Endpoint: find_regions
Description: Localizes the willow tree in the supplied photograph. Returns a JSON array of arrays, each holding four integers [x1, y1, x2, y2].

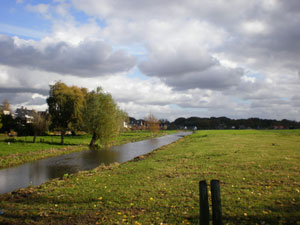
[[84, 87, 127, 147], [47, 82, 86, 144], [0, 111, 2, 129], [32, 112, 50, 143]]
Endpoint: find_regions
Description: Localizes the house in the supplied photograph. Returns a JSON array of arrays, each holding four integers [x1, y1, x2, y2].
[[159, 120, 169, 130], [136, 119, 146, 128], [128, 117, 147, 130], [14, 106, 35, 123], [274, 125, 285, 129]]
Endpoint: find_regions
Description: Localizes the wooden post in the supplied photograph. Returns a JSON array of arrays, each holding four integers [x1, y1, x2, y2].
[[199, 180, 209, 225], [210, 180, 222, 225]]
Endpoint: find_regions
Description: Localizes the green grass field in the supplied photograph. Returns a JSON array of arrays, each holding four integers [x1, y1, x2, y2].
[[0, 130, 300, 224], [0, 130, 175, 169]]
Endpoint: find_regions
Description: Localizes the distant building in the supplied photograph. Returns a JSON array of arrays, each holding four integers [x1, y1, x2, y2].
[[128, 117, 147, 130], [274, 125, 285, 129], [14, 106, 35, 123], [159, 120, 169, 130]]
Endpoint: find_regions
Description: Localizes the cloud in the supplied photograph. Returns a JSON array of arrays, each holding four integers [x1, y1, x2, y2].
[[26, 4, 50, 15], [0, 35, 136, 77], [70, 0, 300, 78], [2, 0, 300, 121], [26, 96, 47, 106], [139, 45, 244, 90], [0, 87, 48, 95], [139, 47, 217, 77], [241, 20, 268, 35]]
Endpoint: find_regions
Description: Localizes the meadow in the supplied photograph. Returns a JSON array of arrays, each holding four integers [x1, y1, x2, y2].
[[0, 130, 300, 224], [0, 130, 175, 169]]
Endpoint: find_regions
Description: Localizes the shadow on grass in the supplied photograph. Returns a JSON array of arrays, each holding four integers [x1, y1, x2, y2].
[[2, 190, 300, 225], [184, 203, 300, 225], [0, 210, 104, 225], [1, 139, 78, 146]]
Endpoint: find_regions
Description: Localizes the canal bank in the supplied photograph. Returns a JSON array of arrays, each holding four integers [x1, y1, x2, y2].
[[0, 130, 176, 169], [0, 132, 191, 194]]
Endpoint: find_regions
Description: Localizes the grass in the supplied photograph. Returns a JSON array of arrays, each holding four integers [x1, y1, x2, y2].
[[0, 130, 175, 169], [0, 130, 300, 224]]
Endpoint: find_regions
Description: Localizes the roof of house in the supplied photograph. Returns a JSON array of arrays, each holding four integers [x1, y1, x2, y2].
[[15, 107, 36, 119]]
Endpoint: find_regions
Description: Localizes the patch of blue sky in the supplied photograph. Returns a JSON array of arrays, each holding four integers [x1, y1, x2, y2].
[[0, 1, 51, 39], [247, 73, 264, 80], [69, 6, 107, 28], [233, 97, 251, 105], [280, 97, 289, 101], [94, 17, 107, 28], [112, 44, 147, 59], [127, 67, 149, 80], [0, 23, 48, 40], [169, 104, 182, 110]]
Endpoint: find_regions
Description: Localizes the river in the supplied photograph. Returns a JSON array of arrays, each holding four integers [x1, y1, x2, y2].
[[0, 132, 191, 194]]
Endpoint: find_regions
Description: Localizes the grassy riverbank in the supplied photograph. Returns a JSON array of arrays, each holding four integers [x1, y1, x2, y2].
[[0, 130, 175, 169], [1, 130, 300, 224]]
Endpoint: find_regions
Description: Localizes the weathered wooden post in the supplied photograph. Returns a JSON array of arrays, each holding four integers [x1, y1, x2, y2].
[[210, 180, 222, 225], [199, 180, 209, 225]]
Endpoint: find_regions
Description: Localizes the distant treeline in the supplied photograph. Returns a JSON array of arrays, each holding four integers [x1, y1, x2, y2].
[[167, 117, 300, 130]]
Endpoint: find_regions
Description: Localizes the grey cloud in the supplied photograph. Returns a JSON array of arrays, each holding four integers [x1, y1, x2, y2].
[[0, 87, 49, 95], [72, 0, 184, 20], [0, 87, 48, 107], [291, 95, 300, 107], [73, 0, 258, 25], [165, 66, 243, 91], [219, 1, 300, 75], [139, 49, 217, 77], [139, 46, 243, 90], [0, 35, 136, 77], [278, 0, 300, 14], [0, 93, 34, 105], [250, 99, 290, 108]]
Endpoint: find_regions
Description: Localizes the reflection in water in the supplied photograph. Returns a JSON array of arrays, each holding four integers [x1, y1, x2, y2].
[[0, 132, 191, 194]]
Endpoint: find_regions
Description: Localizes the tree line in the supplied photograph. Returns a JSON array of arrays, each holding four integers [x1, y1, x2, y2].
[[168, 116, 300, 130]]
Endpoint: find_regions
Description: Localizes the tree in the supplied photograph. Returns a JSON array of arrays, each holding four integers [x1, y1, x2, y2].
[[68, 86, 88, 135], [47, 82, 86, 144], [145, 113, 160, 134], [32, 112, 50, 143], [0, 111, 2, 129], [0, 114, 15, 133], [84, 87, 127, 147], [2, 99, 12, 113]]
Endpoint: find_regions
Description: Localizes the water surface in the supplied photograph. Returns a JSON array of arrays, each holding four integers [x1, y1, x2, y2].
[[0, 132, 191, 194]]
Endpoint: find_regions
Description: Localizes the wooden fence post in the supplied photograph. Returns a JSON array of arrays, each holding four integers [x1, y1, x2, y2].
[[199, 180, 209, 225], [210, 180, 222, 225]]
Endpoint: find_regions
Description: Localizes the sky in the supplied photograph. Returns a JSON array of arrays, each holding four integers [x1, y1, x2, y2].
[[0, 0, 300, 121]]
